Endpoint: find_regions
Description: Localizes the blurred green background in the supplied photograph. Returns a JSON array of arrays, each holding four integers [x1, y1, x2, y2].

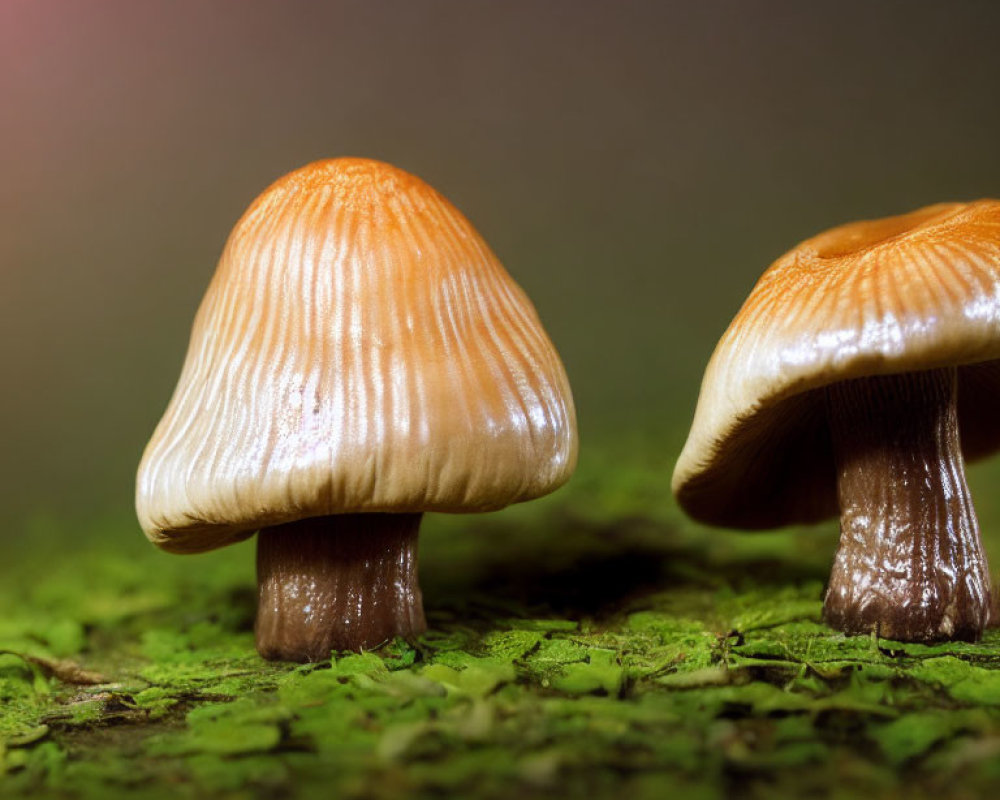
[[4, 0, 1000, 537]]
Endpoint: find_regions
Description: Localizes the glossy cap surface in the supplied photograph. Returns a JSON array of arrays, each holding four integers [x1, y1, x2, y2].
[[673, 200, 1000, 528], [137, 159, 577, 552]]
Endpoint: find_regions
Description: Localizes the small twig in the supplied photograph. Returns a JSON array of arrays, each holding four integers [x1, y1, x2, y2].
[[0, 650, 109, 685]]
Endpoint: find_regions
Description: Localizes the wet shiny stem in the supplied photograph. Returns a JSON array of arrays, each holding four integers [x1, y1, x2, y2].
[[824, 367, 992, 642], [255, 513, 425, 661]]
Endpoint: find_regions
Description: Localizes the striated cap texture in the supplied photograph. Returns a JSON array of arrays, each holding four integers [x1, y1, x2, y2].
[[673, 200, 1000, 529], [137, 158, 577, 553]]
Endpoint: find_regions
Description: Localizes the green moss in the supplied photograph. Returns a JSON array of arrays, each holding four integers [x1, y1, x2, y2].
[[3, 447, 1000, 797]]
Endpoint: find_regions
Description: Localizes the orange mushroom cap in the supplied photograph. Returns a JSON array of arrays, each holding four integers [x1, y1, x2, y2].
[[137, 158, 578, 553], [673, 200, 1000, 528]]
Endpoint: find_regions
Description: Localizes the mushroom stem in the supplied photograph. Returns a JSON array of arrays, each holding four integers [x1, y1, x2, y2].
[[824, 367, 992, 641], [255, 513, 426, 661]]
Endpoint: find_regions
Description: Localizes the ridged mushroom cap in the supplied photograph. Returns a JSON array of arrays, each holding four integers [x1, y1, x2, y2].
[[137, 158, 577, 553], [673, 200, 1000, 529]]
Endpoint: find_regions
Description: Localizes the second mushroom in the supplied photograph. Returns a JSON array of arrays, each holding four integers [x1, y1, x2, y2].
[[674, 201, 1000, 642], [137, 158, 578, 662]]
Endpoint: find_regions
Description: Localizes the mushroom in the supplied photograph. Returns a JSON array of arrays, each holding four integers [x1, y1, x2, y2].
[[136, 158, 578, 662], [673, 200, 1000, 642]]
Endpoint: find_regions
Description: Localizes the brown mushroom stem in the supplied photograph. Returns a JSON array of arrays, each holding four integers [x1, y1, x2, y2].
[[255, 513, 426, 661], [823, 367, 992, 642]]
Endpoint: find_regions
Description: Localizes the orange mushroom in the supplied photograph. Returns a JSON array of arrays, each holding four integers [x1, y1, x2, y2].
[[137, 158, 577, 661], [674, 201, 1000, 642]]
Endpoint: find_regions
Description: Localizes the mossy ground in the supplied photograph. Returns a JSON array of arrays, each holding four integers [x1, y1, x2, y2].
[[3, 442, 1000, 799]]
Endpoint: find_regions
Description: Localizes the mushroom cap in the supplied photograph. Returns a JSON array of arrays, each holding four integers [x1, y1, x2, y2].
[[137, 158, 577, 553], [673, 200, 1000, 529]]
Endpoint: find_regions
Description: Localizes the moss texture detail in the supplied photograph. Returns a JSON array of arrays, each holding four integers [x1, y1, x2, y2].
[[3, 446, 1000, 798]]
